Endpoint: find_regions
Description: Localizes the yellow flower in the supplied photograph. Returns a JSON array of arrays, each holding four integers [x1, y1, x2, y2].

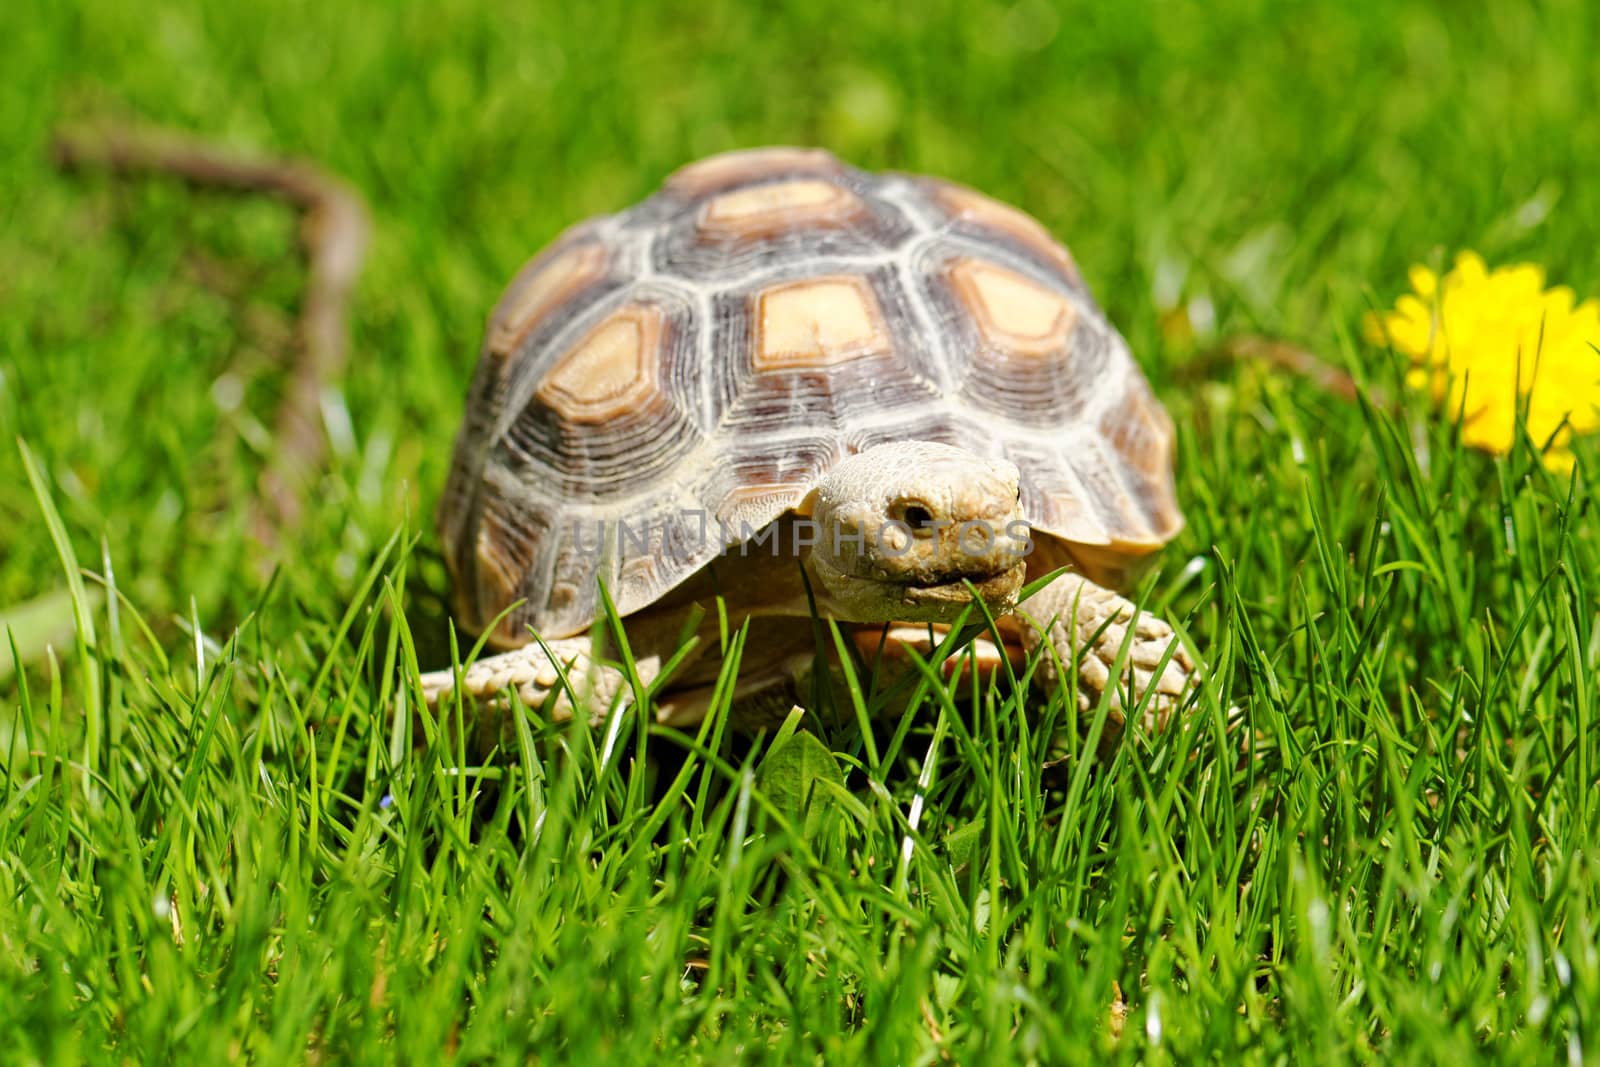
[[1366, 251, 1600, 473]]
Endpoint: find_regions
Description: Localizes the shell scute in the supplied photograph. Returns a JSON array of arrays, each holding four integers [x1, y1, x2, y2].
[[651, 171, 916, 281], [499, 290, 703, 502], [664, 146, 847, 200], [753, 274, 892, 370], [915, 176, 1085, 291], [488, 237, 611, 361], [698, 178, 867, 241]]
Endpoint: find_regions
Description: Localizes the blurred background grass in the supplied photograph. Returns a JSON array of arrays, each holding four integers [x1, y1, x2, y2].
[[2, 0, 1596, 629]]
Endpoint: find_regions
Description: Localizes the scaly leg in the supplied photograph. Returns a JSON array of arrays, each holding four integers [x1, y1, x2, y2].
[[1017, 572, 1197, 735], [418, 636, 630, 720], [418, 604, 712, 722]]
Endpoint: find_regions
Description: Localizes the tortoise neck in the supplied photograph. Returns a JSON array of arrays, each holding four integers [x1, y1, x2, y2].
[[653, 515, 822, 619]]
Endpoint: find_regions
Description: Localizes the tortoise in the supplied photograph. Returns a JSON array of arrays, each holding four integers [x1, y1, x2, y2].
[[419, 146, 1198, 734]]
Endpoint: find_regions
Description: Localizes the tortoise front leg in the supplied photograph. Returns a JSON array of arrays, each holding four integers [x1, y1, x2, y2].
[[1018, 572, 1197, 736], [418, 636, 628, 719], [418, 604, 712, 721]]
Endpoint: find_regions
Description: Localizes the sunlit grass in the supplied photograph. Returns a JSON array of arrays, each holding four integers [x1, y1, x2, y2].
[[3, 0, 1599, 1061]]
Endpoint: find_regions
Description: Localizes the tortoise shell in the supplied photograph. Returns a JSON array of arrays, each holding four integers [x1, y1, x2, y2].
[[440, 147, 1182, 645]]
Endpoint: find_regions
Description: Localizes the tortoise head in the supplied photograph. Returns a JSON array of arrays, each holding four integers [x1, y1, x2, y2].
[[799, 441, 1030, 623]]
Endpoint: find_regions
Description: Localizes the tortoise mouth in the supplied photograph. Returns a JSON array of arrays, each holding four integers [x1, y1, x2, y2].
[[901, 563, 1026, 613], [809, 555, 1026, 623]]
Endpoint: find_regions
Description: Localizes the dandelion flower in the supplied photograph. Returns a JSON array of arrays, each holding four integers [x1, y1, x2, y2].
[[1367, 251, 1600, 472]]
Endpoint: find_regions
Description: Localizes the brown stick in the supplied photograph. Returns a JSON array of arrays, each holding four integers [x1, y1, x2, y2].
[[1182, 333, 1377, 405], [53, 125, 371, 542]]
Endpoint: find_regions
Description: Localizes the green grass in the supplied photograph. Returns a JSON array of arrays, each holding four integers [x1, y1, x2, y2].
[[3, 0, 1600, 1061]]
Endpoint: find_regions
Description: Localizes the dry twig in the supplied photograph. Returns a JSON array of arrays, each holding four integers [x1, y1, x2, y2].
[[1181, 333, 1382, 405], [53, 125, 371, 545]]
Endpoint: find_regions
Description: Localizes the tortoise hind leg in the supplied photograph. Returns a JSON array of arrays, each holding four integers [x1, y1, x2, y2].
[[1018, 572, 1198, 736]]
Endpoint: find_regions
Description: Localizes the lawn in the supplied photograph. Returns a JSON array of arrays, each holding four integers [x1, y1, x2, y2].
[[3, 0, 1599, 1061]]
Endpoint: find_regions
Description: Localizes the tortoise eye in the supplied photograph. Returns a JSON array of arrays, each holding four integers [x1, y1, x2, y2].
[[892, 500, 938, 531]]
